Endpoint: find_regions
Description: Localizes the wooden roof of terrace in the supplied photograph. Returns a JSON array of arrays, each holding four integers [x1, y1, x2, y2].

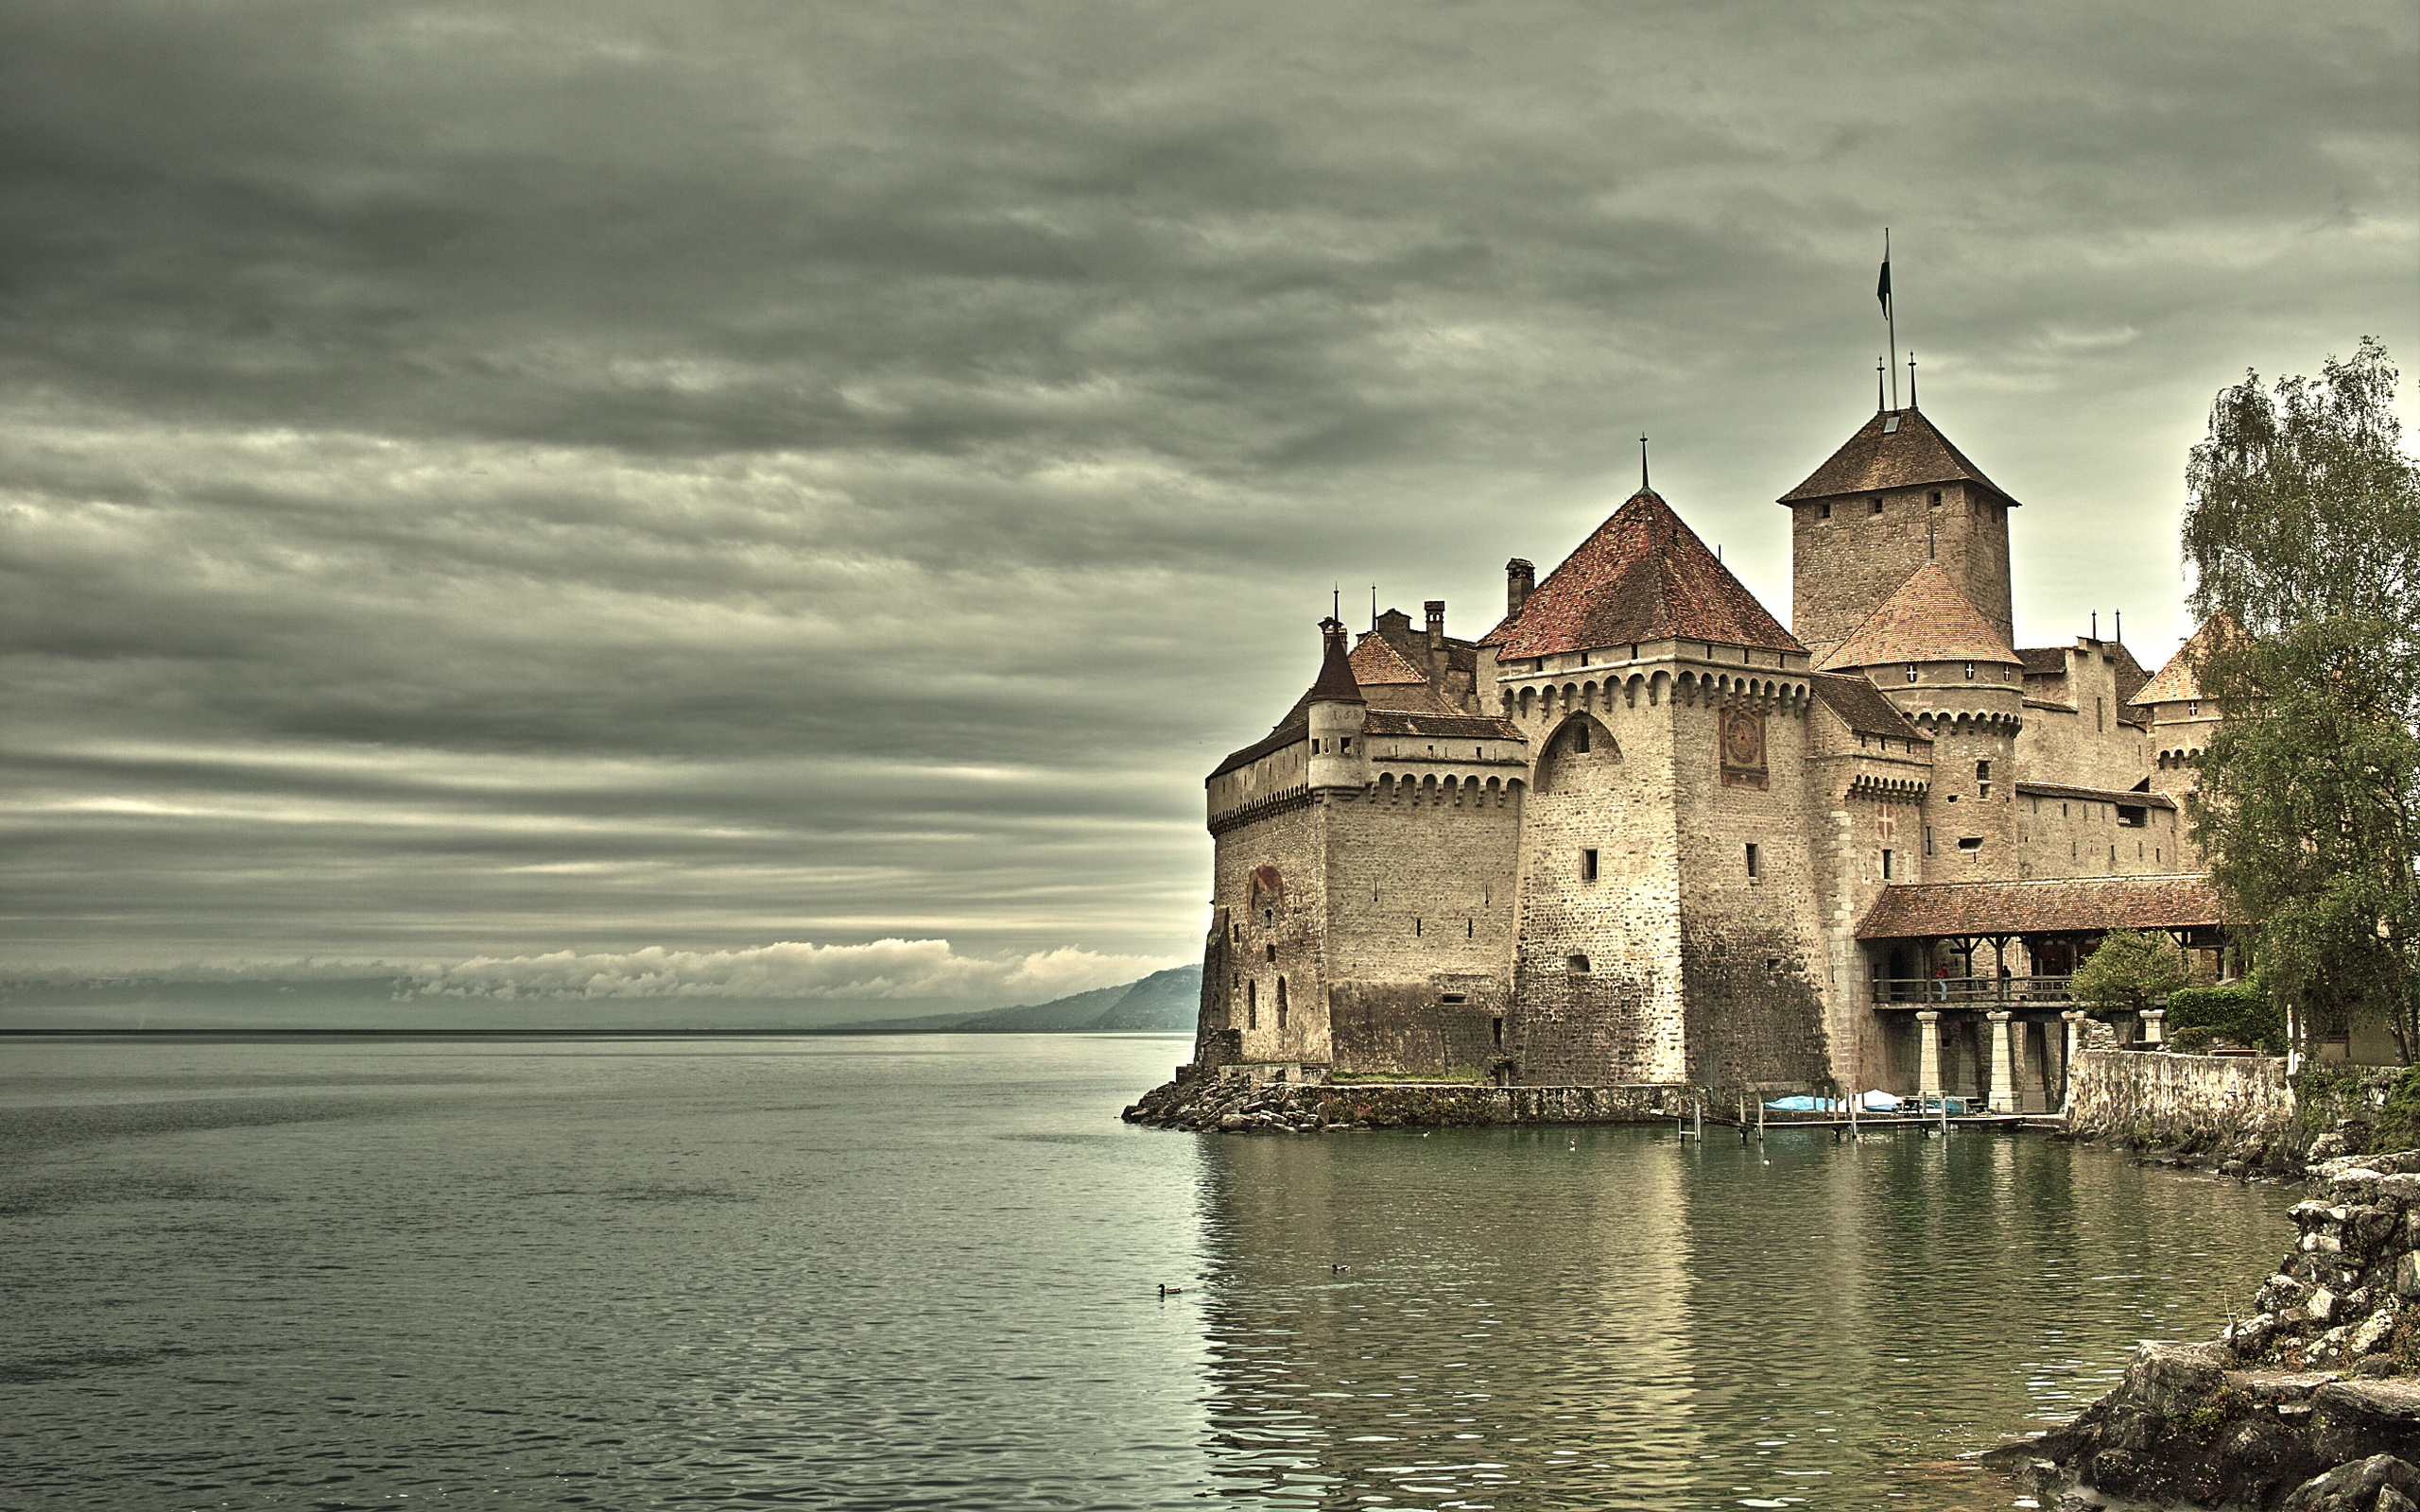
[[1856, 873, 2223, 941]]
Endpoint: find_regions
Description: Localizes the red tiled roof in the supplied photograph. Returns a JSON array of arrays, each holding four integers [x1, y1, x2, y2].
[[2018, 646, 2069, 679], [1809, 673, 1928, 741], [2134, 618, 2239, 707], [1364, 712, 1525, 741], [2014, 781, 2176, 811], [1478, 490, 1800, 659], [1779, 407, 2018, 506], [1350, 634, 1429, 685], [1856, 874, 2221, 939], [1817, 562, 2022, 671]]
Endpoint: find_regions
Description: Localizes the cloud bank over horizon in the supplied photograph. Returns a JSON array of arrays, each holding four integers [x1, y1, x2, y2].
[[1, 0, 2412, 979], [9, 938, 1185, 1006]]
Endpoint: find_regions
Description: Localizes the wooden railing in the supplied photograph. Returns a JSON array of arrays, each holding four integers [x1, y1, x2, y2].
[[1870, 974, 2074, 1006]]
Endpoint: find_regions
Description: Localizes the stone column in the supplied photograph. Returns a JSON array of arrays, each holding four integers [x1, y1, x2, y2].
[[2061, 1010, 2089, 1109], [2141, 1008, 2167, 1049], [1987, 1011, 2016, 1112], [1916, 1009, 1943, 1100]]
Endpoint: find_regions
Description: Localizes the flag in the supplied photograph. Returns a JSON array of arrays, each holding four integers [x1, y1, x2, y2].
[[1876, 258, 1892, 310]]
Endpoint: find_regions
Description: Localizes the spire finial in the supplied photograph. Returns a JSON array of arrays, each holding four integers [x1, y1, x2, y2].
[[1639, 433, 1650, 493], [1909, 352, 1919, 410], [1877, 355, 1886, 413], [1371, 585, 1377, 631], [1332, 583, 1340, 623]]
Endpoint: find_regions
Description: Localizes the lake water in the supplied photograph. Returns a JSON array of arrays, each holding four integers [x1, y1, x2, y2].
[[0, 1032, 2293, 1510]]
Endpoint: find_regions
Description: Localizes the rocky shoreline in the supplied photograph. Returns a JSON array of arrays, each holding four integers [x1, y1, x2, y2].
[[1118, 1072, 1683, 1131], [1989, 1151, 2420, 1510]]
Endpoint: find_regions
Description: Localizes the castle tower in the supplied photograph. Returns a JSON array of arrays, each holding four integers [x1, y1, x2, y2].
[[1480, 488, 1830, 1093], [1780, 409, 2018, 664], [1817, 561, 2026, 882]]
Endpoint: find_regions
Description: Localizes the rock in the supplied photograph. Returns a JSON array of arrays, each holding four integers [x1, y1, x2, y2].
[[2310, 1382, 2420, 1468], [2397, 1252, 2420, 1300], [2353, 1307, 2402, 1357], [2278, 1453, 2420, 1512], [2316, 1289, 2345, 1325]]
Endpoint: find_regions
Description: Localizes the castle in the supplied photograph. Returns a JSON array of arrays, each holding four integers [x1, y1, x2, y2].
[[1189, 399, 2233, 1110]]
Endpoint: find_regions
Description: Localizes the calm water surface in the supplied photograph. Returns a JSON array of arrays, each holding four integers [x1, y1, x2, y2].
[[0, 1034, 2292, 1510]]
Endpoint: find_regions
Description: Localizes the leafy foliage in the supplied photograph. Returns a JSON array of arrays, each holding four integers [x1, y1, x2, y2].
[[2071, 929, 2198, 1016], [2166, 981, 2284, 1054], [2182, 338, 2420, 1062]]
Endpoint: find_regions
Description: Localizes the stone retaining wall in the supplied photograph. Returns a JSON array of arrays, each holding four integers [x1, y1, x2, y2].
[[2066, 1047, 2295, 1164]]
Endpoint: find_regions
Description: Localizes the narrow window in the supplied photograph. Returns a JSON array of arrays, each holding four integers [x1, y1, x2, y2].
[[1906, 663, 1918, 683], [1414, 918, 1423, 936], [2187, 699, 2199, 717], [1976, 760, 1990, 780], [1574, 723, 1590, 753], [1581, 849, 1599, 882], [1492, 1017, 1504, 1048], [1924, 826, 1935, 856], [1881, 849, 1893, 880], [1466, 919, 1474, 938], [1340, 738, 1351, 752], [1265, 943, 1276, 963], [1871, 497, 1885, 515], [1821, 503, 1832, 520], [1979, 782, 1990, 800], [1275, 977, 1288, 1029], [1929, 490, 1943, 508], [1964, 662, 1975, 679], [2097, 696, 2106, 732], [1744, 842, 1760, 879], [1247, 981, 1257, 1029]]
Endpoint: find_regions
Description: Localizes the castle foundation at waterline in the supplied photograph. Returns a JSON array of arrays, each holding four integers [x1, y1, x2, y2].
[[1179, 399, 2234, 1110]]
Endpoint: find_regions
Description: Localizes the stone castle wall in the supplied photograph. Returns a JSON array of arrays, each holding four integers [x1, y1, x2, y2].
[[1671, 686, 1835, 1092], [2017, 790, 2187, 880], [1505, 674, 1685, 1084], [1212, 797, 1331, 1066]]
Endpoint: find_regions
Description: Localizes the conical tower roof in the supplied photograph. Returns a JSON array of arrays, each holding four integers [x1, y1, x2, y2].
[[1480, 490, 1800, 659], [1779, 408, 2017, 507], [2132, 617, 2240, 707], [1817, 561, 2021, 671], [1306, 617, 1364, 704]]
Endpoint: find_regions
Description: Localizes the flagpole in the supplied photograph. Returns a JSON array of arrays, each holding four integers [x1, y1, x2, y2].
[[1883, 228, 1897, 412]]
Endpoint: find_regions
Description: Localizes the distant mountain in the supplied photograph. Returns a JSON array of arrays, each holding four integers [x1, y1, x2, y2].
[[819, 964, 1201, 1035]]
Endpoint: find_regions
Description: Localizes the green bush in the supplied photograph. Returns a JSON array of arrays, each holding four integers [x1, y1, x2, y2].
[[2072, 930, 2204, 1015], [2167, 981, 2284, 1054], [2373, 1066, 2420, 1154]]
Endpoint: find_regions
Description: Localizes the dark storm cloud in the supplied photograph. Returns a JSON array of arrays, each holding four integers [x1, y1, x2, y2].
[[2, 0, 2413, 982]]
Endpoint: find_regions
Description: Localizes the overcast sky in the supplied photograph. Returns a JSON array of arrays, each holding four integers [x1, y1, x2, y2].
[[2, 0, 2413, 1004]]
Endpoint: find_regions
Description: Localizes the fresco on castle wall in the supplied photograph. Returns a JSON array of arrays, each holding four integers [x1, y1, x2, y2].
[[1719, 710, 1769, 790]]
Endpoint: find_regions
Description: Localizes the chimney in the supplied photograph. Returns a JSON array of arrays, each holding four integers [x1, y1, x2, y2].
[[1424, 600, 1446, 683], [1506, 558, 1535, 619]]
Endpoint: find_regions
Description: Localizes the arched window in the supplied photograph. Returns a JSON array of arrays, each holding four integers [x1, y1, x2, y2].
[[1275, 977, 1288, 1030]]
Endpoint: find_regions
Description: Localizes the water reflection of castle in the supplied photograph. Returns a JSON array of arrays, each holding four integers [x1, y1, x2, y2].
[[1194, 395, 2235, 1108], [1184, 1127, 2282, 1504]]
